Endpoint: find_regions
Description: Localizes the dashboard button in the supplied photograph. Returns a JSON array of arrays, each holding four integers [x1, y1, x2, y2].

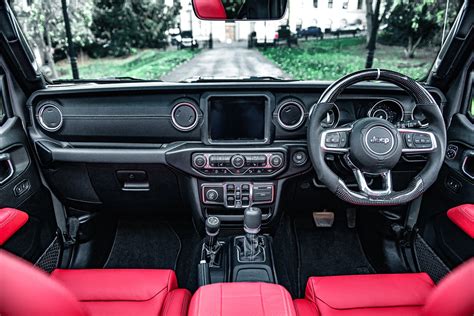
[[292, 151, 307, 166]]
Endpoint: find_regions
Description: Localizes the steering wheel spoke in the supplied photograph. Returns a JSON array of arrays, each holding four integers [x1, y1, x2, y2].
[[320, 127, 352, 153], [398, 128, 437, 154], [353, 169, 393, 197]]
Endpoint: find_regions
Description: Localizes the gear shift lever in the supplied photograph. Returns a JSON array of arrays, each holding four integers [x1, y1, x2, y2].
[[240, 207, 264, 262], [244, 207, 262, 235], [205, 216, 220, 250]]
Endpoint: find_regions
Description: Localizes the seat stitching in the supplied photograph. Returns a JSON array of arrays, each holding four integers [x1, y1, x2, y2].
[[161, 291, 174, 316], [220, 283, 223, 315], [181, 292, 190, 316], [315, 296, 426, 310], [196, 287, 201, 314], [310, 279, 317, 304], [79, 286, 167, 303], [0, 211, 18, 229], [260, 283, 265, 316], [279, 285, 289, 315]]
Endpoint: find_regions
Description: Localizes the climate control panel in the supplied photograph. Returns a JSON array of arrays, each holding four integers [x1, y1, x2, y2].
[[201, 182, 274, 208], [192, 152, 285, 176]]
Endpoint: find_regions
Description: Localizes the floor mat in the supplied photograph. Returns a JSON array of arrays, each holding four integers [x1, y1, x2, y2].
[[104, 219, 181, 269], [295, 216, 374, 297]]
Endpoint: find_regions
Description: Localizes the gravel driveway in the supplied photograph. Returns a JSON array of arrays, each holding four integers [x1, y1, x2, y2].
[[162, 42, 290, 81]]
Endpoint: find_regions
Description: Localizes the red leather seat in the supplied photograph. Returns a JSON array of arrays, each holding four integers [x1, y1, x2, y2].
[[188, 282, 297, 316], [294, 259, 474, 316], [294, 273, 434, 316], [0, 208, 28, 245], [193, 0, 227, 19], [447, 204, 474, 238], [0, 250, 191, 316]]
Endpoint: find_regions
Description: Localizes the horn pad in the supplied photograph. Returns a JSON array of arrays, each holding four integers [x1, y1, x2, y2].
[[348, 118, 402, 173]]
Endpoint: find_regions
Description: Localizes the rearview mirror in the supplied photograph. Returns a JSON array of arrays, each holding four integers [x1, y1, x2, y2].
[[192, 0, 287, 20]]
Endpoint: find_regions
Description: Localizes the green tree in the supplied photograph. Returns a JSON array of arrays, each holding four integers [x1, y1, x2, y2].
[[381, 0, 460, 58], [14, 0, 94, 78], [91, 0, 181, 57], [364, 0, 393, 68]]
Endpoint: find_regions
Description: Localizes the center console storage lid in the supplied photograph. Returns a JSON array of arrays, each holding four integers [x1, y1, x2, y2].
[[188, 282, 296, 316]]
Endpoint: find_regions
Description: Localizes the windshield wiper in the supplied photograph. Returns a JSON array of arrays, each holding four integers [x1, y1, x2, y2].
[[52, 76, 161, 84], [180, 76, 293, 83]]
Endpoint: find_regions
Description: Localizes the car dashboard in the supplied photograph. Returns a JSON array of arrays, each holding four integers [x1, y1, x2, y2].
[[27, 81, 446, 224]]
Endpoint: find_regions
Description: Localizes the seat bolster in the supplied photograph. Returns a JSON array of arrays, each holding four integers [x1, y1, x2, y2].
[[422, 259, 474, 316], [305, 273, 434, 310], [0, 208, 29, 245], [160, 289, 192, 316], [447, 204, 474, 238], [0, 250, 86, 316], [51, 268, 178, 301], [294, 298, 320, 316]]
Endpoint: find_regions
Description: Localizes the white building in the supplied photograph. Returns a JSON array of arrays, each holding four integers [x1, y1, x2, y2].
[[173, 0, 366, 43]]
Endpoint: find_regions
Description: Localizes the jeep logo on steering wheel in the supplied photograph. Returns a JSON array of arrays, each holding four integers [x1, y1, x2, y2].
[[369, 136, 390, 144]]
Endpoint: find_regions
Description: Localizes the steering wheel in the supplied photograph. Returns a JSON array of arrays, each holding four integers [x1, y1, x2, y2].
[[307, 69, 446, 206]]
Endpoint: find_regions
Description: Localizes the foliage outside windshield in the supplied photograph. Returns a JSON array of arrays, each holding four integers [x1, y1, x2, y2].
[[13, 0, 459, 82]]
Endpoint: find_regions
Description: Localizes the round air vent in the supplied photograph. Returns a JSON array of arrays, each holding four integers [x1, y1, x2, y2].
[[276, 99, 305, 130], [171, 101, 199, 132], [38, 103, 63, 132]]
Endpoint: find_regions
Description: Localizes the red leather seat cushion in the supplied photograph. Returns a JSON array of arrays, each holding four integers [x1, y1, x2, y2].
[[51, 268, 191, 316], [193, 0, 227, 19], [447, 204, 474, 238], [0, 208, 28, 245], [301, 273, 434, 316], [0, 250, 86, 316], [422, 259, 474, 316], [188, 282, 296, 316]]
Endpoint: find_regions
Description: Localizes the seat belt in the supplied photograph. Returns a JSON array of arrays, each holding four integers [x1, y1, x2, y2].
[[30, 143, 78, 247], [400, 195, 423, 272], [405, 194, 423, 232], [50, 192, 78, 247]]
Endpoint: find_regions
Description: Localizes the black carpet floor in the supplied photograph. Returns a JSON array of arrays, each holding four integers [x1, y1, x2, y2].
[[295, 216, 374, 297], [104, 219, 181, 269]]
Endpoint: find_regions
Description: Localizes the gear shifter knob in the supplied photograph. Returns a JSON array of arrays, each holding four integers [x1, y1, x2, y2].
[[205, 216, 220, 236], [244, 207, 262, 234]]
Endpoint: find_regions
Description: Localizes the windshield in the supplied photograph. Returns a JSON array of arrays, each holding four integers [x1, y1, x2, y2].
[[13, 0, 460, 82]]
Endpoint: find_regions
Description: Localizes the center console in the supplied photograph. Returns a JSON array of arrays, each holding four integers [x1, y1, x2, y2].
[[199, 207, 277, 286], [165, 92, 311, 224]]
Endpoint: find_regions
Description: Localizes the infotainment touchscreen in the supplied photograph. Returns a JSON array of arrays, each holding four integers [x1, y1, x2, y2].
[[208, 96, 267, 142]]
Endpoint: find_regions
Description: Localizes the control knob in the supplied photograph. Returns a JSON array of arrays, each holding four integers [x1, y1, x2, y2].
[[231, 155, 245, 169], [205, 189, 219, 201], [193, 154, 207, 168], [269, 154, 283, 168]]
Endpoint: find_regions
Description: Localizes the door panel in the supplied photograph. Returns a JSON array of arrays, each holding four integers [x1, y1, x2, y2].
[[0, 117, 56, 261], [420, 77, 474, 267]]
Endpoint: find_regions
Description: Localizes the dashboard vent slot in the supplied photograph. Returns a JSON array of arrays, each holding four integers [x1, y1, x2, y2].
[[37, 102, 63, 132], [276, 99, 305, 130], [171, 101, 199, 132]]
